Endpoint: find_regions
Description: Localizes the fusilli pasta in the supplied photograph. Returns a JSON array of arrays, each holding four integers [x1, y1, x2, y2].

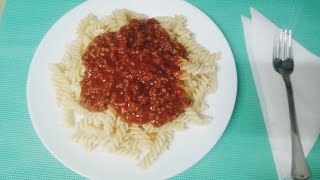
[[49, 9, 219, 169]]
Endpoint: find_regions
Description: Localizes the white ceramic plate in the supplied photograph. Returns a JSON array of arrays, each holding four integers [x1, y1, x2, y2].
[[27, 0, 237, 179]]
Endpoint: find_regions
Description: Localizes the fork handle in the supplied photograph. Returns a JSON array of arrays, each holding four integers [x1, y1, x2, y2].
[[283, 75, 311, 180]]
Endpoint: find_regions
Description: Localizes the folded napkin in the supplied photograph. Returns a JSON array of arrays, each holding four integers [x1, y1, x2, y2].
[[241, 8, 320, 180]]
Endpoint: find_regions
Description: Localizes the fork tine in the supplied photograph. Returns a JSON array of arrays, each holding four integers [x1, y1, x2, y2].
[[283, 29, 288, 60], [288, 30, 293, 59], [284, 29, 288, 59], [273, 30, 278, 59], [276, 29, 280, 59], [279, 29, 283, 60]]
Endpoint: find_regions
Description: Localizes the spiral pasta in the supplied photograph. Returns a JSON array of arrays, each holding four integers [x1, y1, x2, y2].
[[49, 9, 219, 169]]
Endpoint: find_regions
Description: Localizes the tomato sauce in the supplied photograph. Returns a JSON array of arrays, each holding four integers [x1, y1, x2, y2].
[[80, 18, 192, 127]]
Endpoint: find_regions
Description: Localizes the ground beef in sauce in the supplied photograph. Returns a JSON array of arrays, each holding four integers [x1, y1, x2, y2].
[[80, 18, 192, 127]]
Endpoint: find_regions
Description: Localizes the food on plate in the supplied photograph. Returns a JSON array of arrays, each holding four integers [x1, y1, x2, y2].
[[80, 18, 192, 127], [49, 9, 219, 168]]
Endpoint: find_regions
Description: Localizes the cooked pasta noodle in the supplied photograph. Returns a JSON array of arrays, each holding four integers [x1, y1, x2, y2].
[[49, 9, 219, 169]]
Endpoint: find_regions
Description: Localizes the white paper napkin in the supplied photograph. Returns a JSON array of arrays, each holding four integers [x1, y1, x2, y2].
[[242, 8, 320, 180]]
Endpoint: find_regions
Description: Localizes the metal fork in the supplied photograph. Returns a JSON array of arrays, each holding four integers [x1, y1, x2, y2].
[[273, 29, 311, 180]]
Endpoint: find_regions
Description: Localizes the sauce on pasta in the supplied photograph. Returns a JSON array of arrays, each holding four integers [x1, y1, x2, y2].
[[80, 18, 192, 127]]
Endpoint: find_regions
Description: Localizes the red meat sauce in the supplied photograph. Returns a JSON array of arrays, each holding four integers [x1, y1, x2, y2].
[[80, 18, 192, 127]]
